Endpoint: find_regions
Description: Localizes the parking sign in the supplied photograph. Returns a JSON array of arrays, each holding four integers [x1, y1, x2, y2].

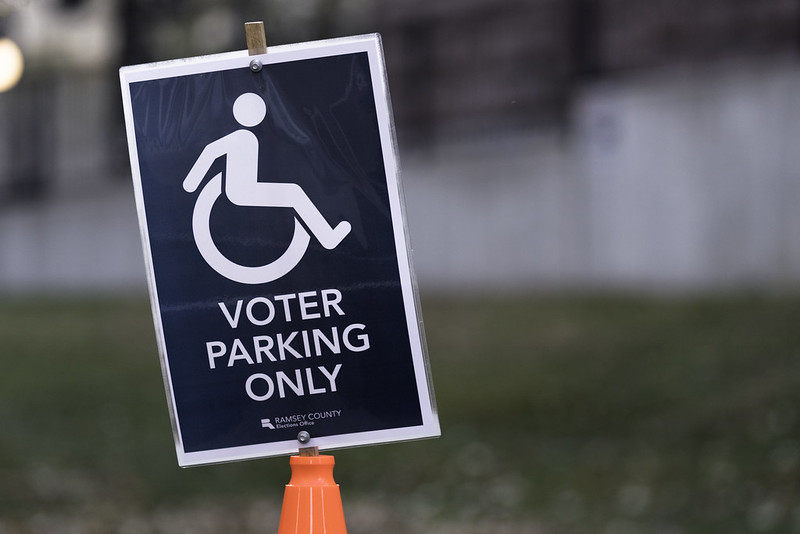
[[120, 34, 439, 466]]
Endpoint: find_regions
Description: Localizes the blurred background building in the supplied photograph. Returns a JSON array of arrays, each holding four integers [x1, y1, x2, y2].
[[1, 0, 800, 293]]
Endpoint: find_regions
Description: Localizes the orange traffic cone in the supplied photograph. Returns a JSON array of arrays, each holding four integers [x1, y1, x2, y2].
[[277, 454, 348, 534]]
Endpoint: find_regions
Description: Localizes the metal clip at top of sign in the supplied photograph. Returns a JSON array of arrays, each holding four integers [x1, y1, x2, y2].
[[245, 21, 267, 71]]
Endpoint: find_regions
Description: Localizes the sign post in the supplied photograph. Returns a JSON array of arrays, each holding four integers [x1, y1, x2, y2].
[[120, 22, 439, 528]]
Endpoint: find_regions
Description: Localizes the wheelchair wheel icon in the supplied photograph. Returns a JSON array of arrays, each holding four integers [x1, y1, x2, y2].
[[191, 173, 312, 285]]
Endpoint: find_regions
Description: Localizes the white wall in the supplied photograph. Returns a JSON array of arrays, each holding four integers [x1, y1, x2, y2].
[[0, 187, 146, 293], [573, 58, 800, 290], [405, 57, 800, 292]]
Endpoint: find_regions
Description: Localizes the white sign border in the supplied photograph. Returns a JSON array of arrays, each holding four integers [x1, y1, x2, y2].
[[120, 34, 440, 467]]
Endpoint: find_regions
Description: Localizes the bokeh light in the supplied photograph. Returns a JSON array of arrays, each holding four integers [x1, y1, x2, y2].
[[0, 37, 24, 92]]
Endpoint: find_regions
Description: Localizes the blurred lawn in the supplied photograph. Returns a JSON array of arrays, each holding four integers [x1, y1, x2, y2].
[[1, 294, 799, 533]]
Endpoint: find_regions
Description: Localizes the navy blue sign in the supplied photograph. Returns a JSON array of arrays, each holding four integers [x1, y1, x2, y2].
[[121, 35, 439, 466]]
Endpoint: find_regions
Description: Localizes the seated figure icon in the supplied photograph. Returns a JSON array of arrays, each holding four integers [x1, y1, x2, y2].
[[183, 92, 351, 284]]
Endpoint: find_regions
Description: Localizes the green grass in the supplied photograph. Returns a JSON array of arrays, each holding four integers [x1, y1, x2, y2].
[[1, 294, 799, 533]]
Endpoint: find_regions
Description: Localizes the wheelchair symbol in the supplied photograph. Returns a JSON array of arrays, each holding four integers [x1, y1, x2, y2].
[[183, 93, 351, 285]]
